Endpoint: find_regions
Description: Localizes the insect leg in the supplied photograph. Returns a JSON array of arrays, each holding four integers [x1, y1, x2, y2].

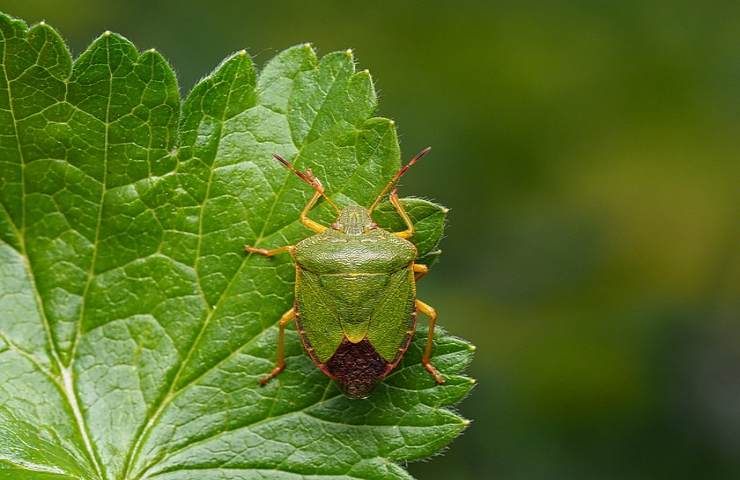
[[390, 188, 414, 239], [413, 263, 429, 281], [272, 154, 334, 233], [244, 244, 295, 257], [300, 190, 328, 233], [260, 307, 297, 385], [415, 299, 445, 384]]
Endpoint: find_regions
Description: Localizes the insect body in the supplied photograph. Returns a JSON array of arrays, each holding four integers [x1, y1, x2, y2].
[[245, 148, 444, 398]]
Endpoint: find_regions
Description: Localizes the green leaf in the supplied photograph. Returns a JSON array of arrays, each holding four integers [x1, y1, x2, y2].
[[373, 198, 448, 267], [0, 12, 475, 480]]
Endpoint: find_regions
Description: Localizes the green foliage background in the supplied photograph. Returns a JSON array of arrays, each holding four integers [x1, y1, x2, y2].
[[2, 1, 740, 479]]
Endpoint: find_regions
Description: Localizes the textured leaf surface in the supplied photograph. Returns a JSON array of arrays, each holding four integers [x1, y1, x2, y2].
[[0, 13, 474, 480]]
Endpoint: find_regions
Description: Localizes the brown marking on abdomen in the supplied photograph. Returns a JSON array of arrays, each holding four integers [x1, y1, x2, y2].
[[325, 338, 389, 399]]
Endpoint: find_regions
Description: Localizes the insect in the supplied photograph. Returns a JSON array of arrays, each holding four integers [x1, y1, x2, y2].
[[245, 148, 444, 398]]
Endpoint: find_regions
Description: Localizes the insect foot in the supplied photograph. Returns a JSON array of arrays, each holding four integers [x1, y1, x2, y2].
[[424, 362, 446, 385], [259, 366, 284, 386], [244, 245, 269, 256], [244, 244, 295, 257]]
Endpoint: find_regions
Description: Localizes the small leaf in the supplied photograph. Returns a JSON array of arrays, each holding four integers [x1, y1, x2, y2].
[[373, 197, 448, 266], [0, 12, 474, 480]]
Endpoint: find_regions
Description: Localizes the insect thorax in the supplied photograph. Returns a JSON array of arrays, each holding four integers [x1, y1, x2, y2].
[[295, 224, 416, 274]]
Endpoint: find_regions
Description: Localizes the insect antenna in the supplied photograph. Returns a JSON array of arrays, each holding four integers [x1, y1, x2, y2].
[[369, 146, 431, 212], [273, 154, 340, 214]]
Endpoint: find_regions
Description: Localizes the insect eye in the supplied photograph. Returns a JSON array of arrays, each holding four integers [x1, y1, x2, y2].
[[368, 223, 378, 230], [331, 222, 341, 230]]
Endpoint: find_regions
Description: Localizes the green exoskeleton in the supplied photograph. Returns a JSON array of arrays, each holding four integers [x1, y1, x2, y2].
[[245, 148, 444, 398]]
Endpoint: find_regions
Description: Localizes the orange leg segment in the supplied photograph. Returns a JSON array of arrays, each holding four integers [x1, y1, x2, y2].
[[244, 244, 295, 257], [413, 263, 429, 281], [260, 307, 297, 385], [390, 188, 414, 239], [415, 299, 445, 384], [300, 190, 327, 233]]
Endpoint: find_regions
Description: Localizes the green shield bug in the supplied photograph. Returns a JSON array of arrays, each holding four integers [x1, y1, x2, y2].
[[245, 148, 444, 399]]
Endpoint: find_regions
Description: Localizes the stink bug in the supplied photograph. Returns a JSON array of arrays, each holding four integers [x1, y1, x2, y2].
[[245, 148, 444, 398]]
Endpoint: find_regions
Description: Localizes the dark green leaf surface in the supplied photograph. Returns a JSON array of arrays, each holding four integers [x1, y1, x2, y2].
[[373, 198, 448, 267], [0, 13, 474, 480]]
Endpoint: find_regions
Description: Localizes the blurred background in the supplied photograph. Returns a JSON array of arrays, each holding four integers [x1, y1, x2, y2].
[[3, 1, 738, 478]]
